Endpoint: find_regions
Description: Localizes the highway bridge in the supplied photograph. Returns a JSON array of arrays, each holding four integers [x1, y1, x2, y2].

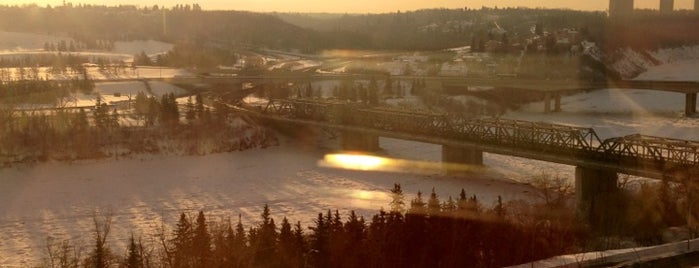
[[236, 98, 699, 217], [167, 74, 699, 116]]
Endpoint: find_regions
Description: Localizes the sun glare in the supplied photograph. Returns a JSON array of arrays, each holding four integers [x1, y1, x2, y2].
[[323, 153, 388, 171]]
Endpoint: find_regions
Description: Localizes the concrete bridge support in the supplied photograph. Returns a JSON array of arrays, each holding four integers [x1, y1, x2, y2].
[[442, 145, 483, 173], [543, 93, 562, 113], [341, 131, 380, 152], [686, 93, 697, 117], [575, 166, 624, 229]]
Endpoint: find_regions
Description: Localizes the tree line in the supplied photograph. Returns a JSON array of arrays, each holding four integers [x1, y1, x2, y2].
[[0, 91, 277, 165], [42, 184, 581, 268]]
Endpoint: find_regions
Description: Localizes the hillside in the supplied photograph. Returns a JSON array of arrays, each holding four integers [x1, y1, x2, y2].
[[0, 5, 320, 52]]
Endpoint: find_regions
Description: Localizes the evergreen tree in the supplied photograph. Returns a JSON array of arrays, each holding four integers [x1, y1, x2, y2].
[[145, 96, 160, 126], [389, 183, 405, 213], [171, 213, 193, 268], [125, 234, 144, 268], [409, 191, 426, 215], [185, 96, 196, 121], [253, 204, 278, 267], [232, 215, 248, 267], [343, 211, 366, 268], [278, 217, 302, 268], [93, 97, 111, 130], [309, 213, 329, 268], [428, 188, 441, 216], [192, 211, 211, 267]]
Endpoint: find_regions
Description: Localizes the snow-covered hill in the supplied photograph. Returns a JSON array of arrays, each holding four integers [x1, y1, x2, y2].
[[593, 45, 699, 80]]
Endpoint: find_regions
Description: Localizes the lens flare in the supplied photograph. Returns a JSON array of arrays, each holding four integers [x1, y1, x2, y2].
[[323, 153, 388, 171], [319, 153, 484, 174]]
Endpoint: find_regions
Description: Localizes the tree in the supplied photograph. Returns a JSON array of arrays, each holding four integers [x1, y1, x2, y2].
[[192, 211, 211, 267], [171, 213, 193, 268], [278, 217, 302, 268], [427, 188, 441, 216], [309, 212, 329, 268], [89, 212, 113, 268], [125, 234, 144, 268], [185, 96, 196, 121], [409, 191, 426, 215], [93, 97, 111, 130], [253, 204, 278, 267], [389, 183, 405, 213]]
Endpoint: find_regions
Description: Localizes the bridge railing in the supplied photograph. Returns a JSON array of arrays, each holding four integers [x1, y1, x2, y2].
[[601, 134, 699, 166], [263, 99, 604, 155], [259, 99, 699, 172]]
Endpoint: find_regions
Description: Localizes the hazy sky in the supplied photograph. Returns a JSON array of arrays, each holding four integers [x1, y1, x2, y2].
[[4, 0, 696, 13]]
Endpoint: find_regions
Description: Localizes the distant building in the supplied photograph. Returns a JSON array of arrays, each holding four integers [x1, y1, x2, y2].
[[609, 0, 634, 17], [660, 0, 674, 12]]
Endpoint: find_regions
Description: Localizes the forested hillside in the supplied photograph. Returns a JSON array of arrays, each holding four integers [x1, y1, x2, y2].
[[0, 4, 320, 52]]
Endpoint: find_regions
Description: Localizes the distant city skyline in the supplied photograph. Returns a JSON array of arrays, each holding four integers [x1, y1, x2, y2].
[[2, 0, 696, 13]]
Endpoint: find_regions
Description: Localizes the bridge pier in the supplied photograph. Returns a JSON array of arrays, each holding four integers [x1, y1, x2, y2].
[[442, 145, 483, 173], [686, 93, 697, 117], [342, 131, 380, 152], [575, 166, 625, 230], [543, 93, 562, 113]]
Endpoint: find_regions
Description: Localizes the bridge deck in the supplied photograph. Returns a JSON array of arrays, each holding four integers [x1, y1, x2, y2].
[[239, 98, 699, 181]]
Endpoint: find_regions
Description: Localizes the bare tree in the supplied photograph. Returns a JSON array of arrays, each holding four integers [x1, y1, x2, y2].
[[89, 211, 113, 268]]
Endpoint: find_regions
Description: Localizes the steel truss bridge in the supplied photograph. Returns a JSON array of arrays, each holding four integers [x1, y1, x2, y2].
[[252, 98, 699, 181]]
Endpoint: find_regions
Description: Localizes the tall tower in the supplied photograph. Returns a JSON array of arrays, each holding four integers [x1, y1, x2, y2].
[[659, 0, 674, 12], [609, 0, 634, 17]]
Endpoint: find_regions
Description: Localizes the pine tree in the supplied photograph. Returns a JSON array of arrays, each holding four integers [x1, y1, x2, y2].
[[171, 213, 193, 268], [292, 221, 306, 266], [389, 183, 405, 213], [442, 196, 457, 212], [278, 217, 299, 267], [253, 204, 278, 267], [409, 191, 426, 215], [93, 97, 110, 130], [192, 211, 211, 267], [343, 211, 366, 267], [125, 234, 143, 268], [185, 96, 196, 121], [309, 213, 329, 268], [231, 215, 248, 267], [427, 188, 441, 216]]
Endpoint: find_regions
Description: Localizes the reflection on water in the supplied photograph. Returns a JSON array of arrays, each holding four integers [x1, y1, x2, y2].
[[319, 152, 484, 174]]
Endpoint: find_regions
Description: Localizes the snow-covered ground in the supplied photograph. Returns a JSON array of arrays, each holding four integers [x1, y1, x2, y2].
[[68, 81, 188, 108]]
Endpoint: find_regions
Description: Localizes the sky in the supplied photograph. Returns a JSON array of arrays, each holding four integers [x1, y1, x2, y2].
[[3, 0, 696, 13]]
